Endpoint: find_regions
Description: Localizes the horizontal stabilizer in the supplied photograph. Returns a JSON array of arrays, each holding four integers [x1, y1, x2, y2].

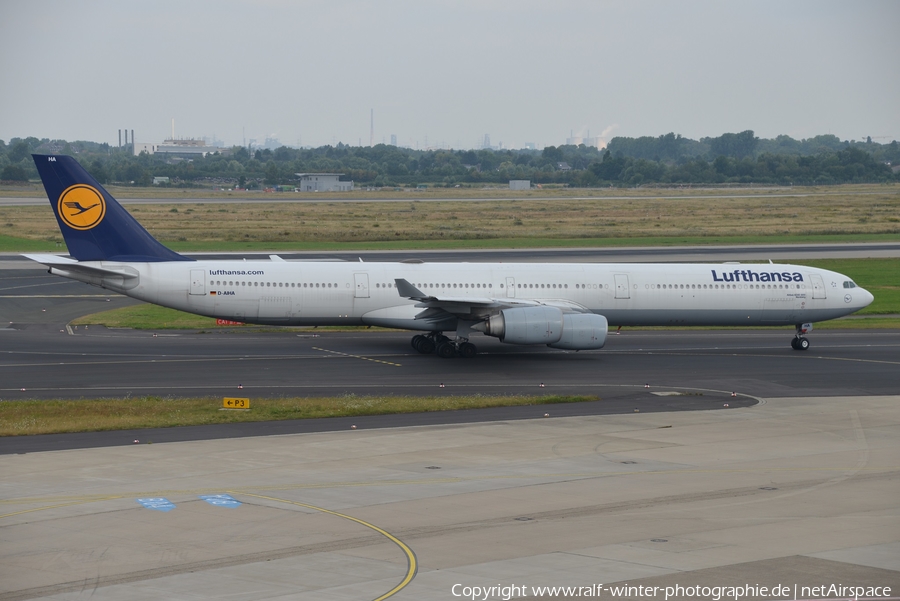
[[23, 254, 139, 279]]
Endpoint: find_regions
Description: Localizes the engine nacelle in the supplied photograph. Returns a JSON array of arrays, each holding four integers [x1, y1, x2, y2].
[[478, 306, 564, 345], [549, 313, 608, 350], [475, 307, 608, 350]]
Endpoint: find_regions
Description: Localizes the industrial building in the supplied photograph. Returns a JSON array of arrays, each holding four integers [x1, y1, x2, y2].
[[135, 138, 213, 158], [295, 173, 353, 192]]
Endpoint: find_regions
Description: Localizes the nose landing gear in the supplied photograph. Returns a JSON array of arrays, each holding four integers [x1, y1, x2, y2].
[[791, 322, 813, 351], [791, 336, 810, 351]]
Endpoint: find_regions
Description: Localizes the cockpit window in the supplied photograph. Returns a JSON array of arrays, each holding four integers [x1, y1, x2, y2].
[[843, 281, 857, 289]]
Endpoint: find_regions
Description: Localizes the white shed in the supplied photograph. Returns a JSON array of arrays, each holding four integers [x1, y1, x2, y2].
[[295, 173, 353, 192]]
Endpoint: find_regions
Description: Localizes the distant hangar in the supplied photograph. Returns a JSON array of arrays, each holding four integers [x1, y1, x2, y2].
[[295, 173, 353, 192]]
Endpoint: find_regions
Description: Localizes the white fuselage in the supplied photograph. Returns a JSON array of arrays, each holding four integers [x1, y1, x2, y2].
[[74, 259, 873, 331]]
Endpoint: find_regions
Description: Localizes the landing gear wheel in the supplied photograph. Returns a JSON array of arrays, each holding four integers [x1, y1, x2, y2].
[[411, 335, 425, 350], [791, 337, 809, 351], [417, 337, 436, 354], [458, 342, 477, 358], [436, 342, 457, 358]]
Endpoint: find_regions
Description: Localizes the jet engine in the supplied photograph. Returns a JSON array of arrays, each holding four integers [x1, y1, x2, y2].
[[473, 306, 608, 350]]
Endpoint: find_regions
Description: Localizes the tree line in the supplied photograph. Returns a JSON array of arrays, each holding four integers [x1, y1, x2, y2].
[[1, 131, 898, 188]]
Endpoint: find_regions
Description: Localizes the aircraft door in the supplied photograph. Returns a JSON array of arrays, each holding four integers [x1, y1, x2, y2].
[[190, 269, 205, 295], [506, 277, 516, 298], [614, 274, 630, 299], [810, 274, 826, 299], [354, 273, 370, 298]]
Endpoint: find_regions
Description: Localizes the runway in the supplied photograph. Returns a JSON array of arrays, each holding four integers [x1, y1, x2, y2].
[[1, 248, 898, 599]]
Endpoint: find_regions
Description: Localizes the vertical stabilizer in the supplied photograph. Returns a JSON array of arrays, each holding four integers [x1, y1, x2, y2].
[[32, 154, 191, 262]]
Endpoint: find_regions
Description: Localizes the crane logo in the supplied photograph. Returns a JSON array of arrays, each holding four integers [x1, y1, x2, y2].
[[58, 185, 106, 230]]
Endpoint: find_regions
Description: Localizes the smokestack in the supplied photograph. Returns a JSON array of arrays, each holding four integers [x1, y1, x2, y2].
[[172, 118, 175, 141], [118, 129, 122, 148], [131, 130, 134, 148], [369, 109, 374, 147], [124, 129, 128, 145]]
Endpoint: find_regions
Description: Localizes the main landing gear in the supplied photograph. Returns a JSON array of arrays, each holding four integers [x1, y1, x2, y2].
[[791, 322, 812, 351], [411, 333, 477, 358]]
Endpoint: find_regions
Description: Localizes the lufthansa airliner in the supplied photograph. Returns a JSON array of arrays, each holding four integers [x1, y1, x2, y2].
[[25, 154, 874, 358]]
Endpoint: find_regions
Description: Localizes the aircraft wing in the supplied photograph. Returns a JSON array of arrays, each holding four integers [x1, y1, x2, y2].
[[394, 278, 591, 321]]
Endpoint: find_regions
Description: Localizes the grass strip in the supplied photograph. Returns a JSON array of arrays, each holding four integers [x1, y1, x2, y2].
[[72, 304, 219, 329], [0, 394, 596, 436]]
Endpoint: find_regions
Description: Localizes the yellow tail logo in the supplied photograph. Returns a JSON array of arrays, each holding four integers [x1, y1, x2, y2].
[[58, 185, 106, 230]]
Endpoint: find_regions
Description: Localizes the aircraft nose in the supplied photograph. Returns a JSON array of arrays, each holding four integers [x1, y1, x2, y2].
[[857, 287, 875, 309]]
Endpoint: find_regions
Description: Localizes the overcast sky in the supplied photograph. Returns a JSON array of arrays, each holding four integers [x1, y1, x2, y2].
[[1, 0, 897, 150]]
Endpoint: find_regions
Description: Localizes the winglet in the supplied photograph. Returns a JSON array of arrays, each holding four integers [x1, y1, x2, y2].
[[395, 278, 428, 300]]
